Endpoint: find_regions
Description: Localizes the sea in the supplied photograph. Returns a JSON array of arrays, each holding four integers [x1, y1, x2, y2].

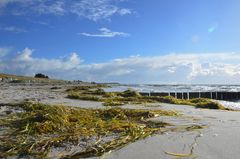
[[105, 84, 240, 110]]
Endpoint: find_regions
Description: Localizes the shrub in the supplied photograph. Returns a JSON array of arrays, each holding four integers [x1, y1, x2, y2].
[[34, 73, 49, 79]]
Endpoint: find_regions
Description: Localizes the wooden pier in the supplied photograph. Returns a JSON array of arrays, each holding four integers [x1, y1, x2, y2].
[[139, 92, 240, 100]]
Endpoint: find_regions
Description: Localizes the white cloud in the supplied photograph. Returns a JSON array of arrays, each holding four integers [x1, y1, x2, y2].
[[0, 0, 132, 21], [0, 48, 84, 76], [70, 0, 131, 21], [33, 1, 65, 16], [68, 52, 82, 65], [0, 47, 11, 57], [80, 27, 129, 38], [118, 8, 131, 15], [1, 49, 240, 84], [167, 66, 176, 73], [14, 48, 33, 61], [0, 26, 27, 33]]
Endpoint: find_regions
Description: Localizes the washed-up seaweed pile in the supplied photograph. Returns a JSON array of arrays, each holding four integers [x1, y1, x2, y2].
[[67, 86, 226, 109], [0, 102, 177, 158]]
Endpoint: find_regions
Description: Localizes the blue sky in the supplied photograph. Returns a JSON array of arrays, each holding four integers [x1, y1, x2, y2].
[[0, 0, 240, 84]]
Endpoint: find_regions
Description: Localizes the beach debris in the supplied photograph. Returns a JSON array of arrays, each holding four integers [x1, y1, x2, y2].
[[164, 151, 192, 157]]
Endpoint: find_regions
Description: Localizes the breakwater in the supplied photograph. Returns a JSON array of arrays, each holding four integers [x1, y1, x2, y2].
[[139, 92, 240, 100]]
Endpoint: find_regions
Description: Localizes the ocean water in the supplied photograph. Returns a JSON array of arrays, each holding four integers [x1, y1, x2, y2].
[[216, 100, 240, 110], [105, 84, 240, 110], [105, 84, 240, 93]]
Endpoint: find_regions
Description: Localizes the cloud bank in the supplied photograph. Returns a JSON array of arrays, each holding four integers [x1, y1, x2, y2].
[[0, 48, 240, 84], [0, 0, 132, 21]]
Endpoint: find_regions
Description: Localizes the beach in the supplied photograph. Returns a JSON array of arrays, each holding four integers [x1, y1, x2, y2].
[[1, 83, 240, 159], [2, 0, 240, 158]]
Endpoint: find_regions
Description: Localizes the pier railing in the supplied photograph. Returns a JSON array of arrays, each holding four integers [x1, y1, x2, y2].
[[139, 92, 240, 100]]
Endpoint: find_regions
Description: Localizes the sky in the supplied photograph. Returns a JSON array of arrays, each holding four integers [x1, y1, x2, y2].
[[0, 0, 240, 84]]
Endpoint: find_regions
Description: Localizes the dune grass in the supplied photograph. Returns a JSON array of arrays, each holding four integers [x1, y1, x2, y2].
[[67, 86, 226, 110], [0, 102, 177, 158]]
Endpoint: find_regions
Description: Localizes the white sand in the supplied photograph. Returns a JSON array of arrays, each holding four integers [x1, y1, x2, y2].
[[0, 83, 103, 108]]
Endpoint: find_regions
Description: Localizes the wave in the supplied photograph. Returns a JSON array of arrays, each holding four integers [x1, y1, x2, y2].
[[106, 84, 240, 93]]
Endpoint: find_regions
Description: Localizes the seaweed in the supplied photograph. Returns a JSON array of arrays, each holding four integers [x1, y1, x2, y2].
[[66, 86, 226, 110], [0, 102, 177, 158], [118, 89, 141, 98]]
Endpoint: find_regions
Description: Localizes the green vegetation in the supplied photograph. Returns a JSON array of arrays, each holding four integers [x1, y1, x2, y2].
[[67, 91, 101, 101], [189, 98, 226, 109], [67, 86, 226, 110], [146, 96, 226, 110], [0, 102, 177, 158], [34, 73, 49, 79], [66, 85, 107, 92]]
